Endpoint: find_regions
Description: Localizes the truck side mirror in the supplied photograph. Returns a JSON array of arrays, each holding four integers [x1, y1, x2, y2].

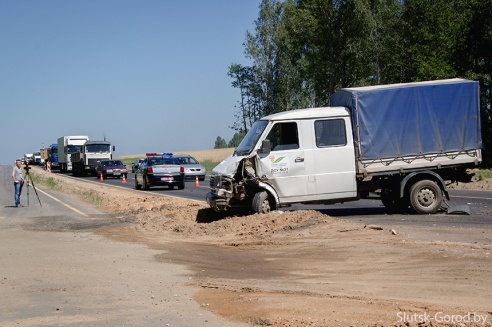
[[112, 146, 115, 152], [258, 139, 271, 154]]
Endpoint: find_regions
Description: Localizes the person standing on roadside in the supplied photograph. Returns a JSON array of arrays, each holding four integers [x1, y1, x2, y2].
[[12, 159, 24, 207]]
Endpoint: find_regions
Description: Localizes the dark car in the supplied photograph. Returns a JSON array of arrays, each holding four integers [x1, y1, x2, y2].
[[131, 158, 144, 173], [135, 153, 185, 190], [96, 160, 128, 179]]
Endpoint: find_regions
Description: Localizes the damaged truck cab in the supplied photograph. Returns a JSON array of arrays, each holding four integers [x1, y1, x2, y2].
[[207, 107, 358, 213], [206, 79, 482, 215]]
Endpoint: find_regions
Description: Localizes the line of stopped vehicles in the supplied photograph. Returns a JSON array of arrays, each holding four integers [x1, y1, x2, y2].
[[98, 153, 207, 190], [32, 144, 206, 191]]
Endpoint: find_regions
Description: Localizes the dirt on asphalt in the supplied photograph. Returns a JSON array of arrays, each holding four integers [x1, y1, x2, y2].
[[34, 168, 492, 327]]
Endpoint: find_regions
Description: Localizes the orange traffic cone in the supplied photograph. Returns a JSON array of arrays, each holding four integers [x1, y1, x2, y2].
[[100, 172, 103, 181], [122, 174, 126, 183], [195, 176, 199, 187]]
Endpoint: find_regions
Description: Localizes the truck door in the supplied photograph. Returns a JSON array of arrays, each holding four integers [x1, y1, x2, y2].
[[312, 118, 356, 198], [257, 121, 308, 201]]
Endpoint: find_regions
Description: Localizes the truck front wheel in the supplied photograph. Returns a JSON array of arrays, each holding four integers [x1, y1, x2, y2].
[[252, 191, 272, 214], [409, 180, 443, 214]]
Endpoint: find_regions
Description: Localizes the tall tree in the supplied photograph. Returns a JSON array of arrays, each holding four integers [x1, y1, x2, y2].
[[455, 0, 492, 164], [283, 0, 339, 106], [228, 0, 491, 161], [228, 63, 261, 132], [400, 0, 459, 80], [245, 0, 288, 116]]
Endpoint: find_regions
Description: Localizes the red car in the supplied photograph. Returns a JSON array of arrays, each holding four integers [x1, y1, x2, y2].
[[95, 160, 128, 179]]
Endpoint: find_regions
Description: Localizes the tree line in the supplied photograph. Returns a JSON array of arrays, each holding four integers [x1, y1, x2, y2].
[[215, 0, 491, 163]]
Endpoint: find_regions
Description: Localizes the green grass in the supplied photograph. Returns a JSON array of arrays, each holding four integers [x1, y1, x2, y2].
[[29, 172, 103, 205], [29, 173, 62, 191], [44, 177, 62, 190], [120, 158, 135, 168], [30, 171, 103, 206], [200, 160, 220, 175], [472, 168, 492, 180], [79, 189, 103, 206]]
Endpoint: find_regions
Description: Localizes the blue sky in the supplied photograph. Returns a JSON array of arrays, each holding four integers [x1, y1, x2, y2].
[[0, 1, 259, 164]]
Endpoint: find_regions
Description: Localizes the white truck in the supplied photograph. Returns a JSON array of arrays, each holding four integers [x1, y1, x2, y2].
[[33, 152, 43, 165], [23, 153, 34, 165], [206, 79, 482, 215], [57, 136, 89, 172], [71, 140, 114, 176]]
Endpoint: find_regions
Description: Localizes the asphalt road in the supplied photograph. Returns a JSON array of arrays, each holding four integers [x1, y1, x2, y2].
[[0, 165, 249, 327]]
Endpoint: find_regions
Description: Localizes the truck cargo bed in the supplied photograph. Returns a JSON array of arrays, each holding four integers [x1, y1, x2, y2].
[[329, 79, 482, 174]]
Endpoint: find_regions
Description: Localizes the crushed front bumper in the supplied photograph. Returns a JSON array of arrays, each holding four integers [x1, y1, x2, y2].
[[206, 192, 229, 212]]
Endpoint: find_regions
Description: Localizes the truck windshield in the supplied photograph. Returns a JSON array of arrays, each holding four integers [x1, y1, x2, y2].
[[235, 120, 269, 156], [86, 144, 110, 152], [67, 145, 82, 154]]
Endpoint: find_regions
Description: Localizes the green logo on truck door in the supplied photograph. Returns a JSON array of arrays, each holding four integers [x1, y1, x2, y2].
[[268, 155, 289, 174]]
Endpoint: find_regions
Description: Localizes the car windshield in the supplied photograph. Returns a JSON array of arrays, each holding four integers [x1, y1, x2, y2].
[[147, 158, 177, 166], [103, 160, 122, 166], [235, 120, 269, 156], [175, 156, 199, 165]]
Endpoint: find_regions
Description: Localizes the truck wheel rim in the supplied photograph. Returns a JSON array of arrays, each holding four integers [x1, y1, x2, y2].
[[417, 188, 436, 207], [261, 199, 270, 212]]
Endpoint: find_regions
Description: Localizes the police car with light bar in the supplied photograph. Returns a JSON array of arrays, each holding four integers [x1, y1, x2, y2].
[[134, 153, 185, 190]]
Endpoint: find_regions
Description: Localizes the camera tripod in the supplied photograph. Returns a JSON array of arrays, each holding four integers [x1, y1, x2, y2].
[[24, 164, 42, 207]]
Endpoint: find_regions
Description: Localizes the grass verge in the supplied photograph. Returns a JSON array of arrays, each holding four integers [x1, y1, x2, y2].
[[472, 168, 492, 180], [30, 171, 104, 207], [29, 173, 62, 191]]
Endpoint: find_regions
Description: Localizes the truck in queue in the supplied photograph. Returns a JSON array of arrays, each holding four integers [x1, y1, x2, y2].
[[57, 136, 89, 172], [71, 140, 114, 176], [40, 144, 60, 170], [33, 152, 43, 165], [48, 144, 60, 170], [24, 153, 34, 165], [40, 147, 49, 165], [206, 79, 482, 215]]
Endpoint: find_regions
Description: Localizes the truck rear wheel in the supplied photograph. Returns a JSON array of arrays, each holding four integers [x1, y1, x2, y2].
[[252, 191, 272, 214], [409, 180, 443, 214]]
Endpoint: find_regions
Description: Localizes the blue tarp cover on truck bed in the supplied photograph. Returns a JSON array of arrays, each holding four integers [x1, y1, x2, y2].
[[329, 79, 482, 161]]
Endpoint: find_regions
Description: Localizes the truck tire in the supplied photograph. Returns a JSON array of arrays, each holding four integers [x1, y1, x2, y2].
[[409, 180, 443, 214], [135, 176, 141, 190], [252, 191, 271, 214]]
